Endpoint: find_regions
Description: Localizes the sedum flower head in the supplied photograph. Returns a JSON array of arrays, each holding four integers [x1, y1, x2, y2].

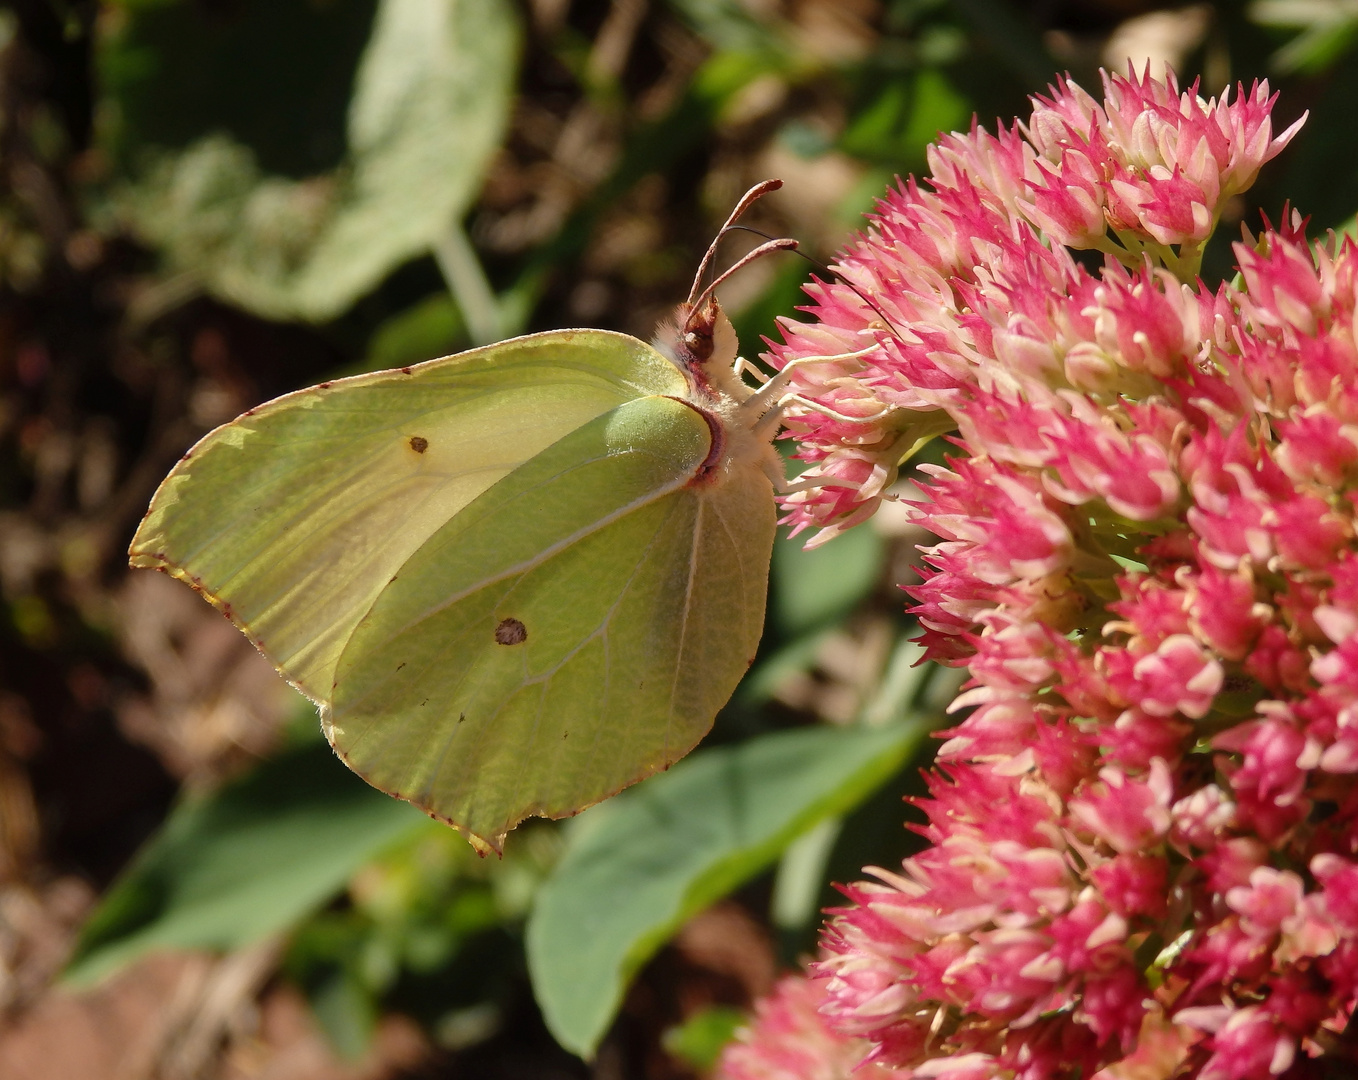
[[719, 68, 1358, 1079]]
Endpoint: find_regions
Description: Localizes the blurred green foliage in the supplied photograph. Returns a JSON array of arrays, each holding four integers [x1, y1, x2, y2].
[[96, 0, 517, 321], [663, 1005, 748, 1070], [65, 739, 431, 987]]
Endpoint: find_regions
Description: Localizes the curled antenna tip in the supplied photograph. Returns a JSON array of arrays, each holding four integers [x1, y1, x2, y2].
[[686, 236, 800, 327], [688, 178, 787, 305]]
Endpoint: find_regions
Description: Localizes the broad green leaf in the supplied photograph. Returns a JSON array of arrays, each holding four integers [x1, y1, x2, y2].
[[770, 815, 842, 932], [771, 521, 884, 636], [103, 0, 517, 321], [525, 721, 925, 1058], [311, 968, 378, 1062], [65, 741, 432, 986], [1250, 1, 1358, 75], [666, 0, 787, 56]]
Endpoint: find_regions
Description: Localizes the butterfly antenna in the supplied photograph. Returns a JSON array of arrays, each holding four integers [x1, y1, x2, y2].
[[723, 224, 906, 339], [687, 178, 785, 306], [685, 238, 800, 330]]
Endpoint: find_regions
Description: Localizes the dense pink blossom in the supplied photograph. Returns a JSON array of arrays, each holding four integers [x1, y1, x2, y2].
[[718, 68, 1358, 1080]]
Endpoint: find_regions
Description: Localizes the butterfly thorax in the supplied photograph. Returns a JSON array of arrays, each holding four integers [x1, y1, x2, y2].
[[652, 297, 782, 491]]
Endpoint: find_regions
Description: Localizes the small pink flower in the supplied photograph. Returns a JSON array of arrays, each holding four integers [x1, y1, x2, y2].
[[1187, 565, 1268, 661], [1090, 853, 1169, 919], [1022, 156, 1106, 249], [1196, 837, 1270, 895], [1068, 760, 1174, 853], [1312, 854, 1358, 930], [1225, 866, 1305, 939], [1170, 783, 1237, 850], [1132, 166, 1213, 247], [1080, 966, 1146, 1050], [1216, 718, 1311, 842], [1105, 635, 1223, 719], [1197, 1007, 1294, 1080], [1274, 407, 1358, 487]]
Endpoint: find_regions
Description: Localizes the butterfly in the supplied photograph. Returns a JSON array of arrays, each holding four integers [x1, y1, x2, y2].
[[129, 180, 813, 853]]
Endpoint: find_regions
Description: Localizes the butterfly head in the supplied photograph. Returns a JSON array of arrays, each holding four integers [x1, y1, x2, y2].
[[679, 296, 720, 364], [654, 180, 796, 405], [653, 294, 741, 397]]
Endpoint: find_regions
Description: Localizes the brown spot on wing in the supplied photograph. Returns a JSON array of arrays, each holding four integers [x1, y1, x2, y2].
[[494, 617, 527, 646], [409, 435, 429, 454]]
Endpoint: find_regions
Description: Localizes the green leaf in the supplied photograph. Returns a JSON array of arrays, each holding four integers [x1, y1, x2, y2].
[[666, 0, 785, 56], [663, 1006, 746, 1070], [841, 68, 971, 169], [770, 815, 842, 932], [64, 741, 432, 986], [310, 967, 379, 1062], [105, 0, 518, 321], [1250, 1, 1358, 75], [525, 720, 925, 1059], [359, 294, 467, 375], [771, 522, 885, 637]]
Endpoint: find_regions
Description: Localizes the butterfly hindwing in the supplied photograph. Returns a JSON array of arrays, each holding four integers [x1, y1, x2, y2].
[[327, 394, 775, 850]]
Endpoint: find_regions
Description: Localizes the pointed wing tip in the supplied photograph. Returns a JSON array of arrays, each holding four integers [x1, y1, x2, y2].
[[323, 740, 513, 856], [418, 802, 508, 857], [127, 551, 164, 571], [461, 828, 506, 859]]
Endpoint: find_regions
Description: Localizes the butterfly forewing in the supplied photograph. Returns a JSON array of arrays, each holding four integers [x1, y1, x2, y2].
[[128, 331, 688, 702]]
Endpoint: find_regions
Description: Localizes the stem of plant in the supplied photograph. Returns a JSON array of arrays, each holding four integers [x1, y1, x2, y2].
[[434, 218, 502, 346]]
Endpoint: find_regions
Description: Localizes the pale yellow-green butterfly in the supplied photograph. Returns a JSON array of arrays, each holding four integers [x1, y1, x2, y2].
[[130, 181, 814, 853]]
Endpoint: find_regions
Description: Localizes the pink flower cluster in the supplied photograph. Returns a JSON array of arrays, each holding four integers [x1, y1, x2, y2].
[[720, 69, 1358, 1079]]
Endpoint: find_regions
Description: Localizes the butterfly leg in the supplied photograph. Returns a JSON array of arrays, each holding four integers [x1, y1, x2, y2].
[[780, 474, 862, 493], [738, 344, 882, 423], [779, 395, 893, 425], [749, 388, 892, 444], [732, 356, 770, 385]]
